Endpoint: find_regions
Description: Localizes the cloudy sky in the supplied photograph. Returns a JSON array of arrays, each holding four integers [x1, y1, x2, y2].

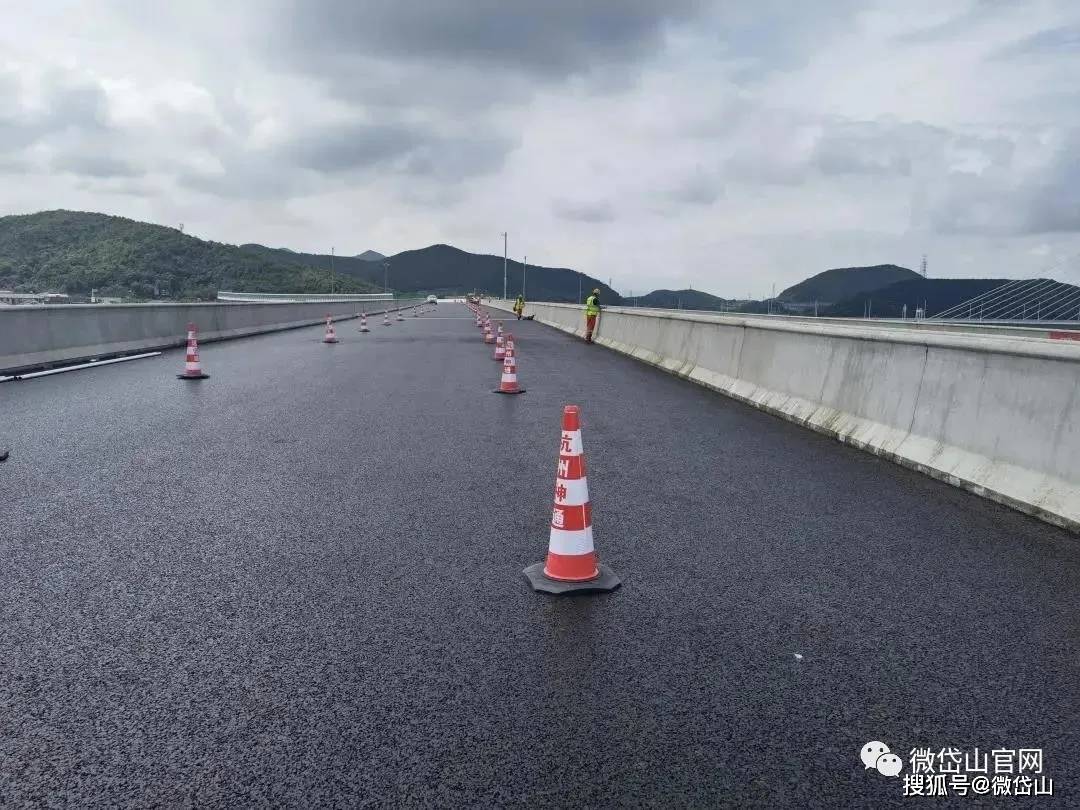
[[2, 0, 1079, 296]]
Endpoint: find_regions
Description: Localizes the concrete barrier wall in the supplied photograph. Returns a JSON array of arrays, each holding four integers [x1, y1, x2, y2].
[[0, 299, 422, 374], [490, 299, 1080, 532]]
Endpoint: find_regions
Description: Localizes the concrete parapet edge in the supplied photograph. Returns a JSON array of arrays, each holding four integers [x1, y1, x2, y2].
[[487, 299, 1080, 533], [0, 300, 424, 375]]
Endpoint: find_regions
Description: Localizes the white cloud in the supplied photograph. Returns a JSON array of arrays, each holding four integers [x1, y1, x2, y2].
[[1, 0, 1080, 295]]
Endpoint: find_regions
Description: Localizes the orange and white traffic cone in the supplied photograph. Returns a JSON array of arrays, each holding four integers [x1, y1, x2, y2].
[[323, 314, 339, 344], [383, 311, 392, 326], [177, 322, 210, 380], [475, 314, 483, 327], [524, 405, 620, 594], [493, 331, 506, 361], [359, 313, 370, 332], [483, 322, 495, 344], [493, 334, 524, 394]]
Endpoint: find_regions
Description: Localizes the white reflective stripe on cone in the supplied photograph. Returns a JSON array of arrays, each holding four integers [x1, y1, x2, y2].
[[560, 429, 583, 455], [554, 476, 590, 506], [548, 526, 595, 556]]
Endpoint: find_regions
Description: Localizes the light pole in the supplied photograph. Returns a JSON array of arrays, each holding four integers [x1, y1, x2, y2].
[[383, 261, 389, 296], [502, 232, 508, 300], [522, 255, 527, 298]]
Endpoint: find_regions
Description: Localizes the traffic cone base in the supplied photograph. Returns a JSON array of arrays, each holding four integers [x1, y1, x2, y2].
[[523, 562, 621, 594], [177, 371, 209, 380], [493, 386, 526, 395]]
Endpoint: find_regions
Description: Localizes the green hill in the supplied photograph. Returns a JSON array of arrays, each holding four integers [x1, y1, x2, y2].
[[242, 242, 621, 304], [779, 264, 920, 304], [0, 210, 380, 299], [635, 288, 734, 310]]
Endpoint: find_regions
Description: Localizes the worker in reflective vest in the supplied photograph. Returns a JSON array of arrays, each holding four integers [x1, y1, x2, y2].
[[584, 289, 601, 343], [514, 294, 525, 319]]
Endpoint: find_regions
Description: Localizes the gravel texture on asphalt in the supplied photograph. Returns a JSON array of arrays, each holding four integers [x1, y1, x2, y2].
[[1, 303, 1077, 807]]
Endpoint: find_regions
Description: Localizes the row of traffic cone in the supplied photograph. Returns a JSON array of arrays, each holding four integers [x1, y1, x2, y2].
[[178, 306, 430, 377], [465, 302, 525, 395], [463, 302, 616, 594]]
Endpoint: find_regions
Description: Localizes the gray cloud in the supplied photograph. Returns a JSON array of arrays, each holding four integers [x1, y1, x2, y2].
[[53, 152, 142, 178], [277, 0, 709, 80], [669, 171, 723, 205], [285, 123, 424, 172], [4, 0, 1080, 293], [811, 121, 948, 177], [180, 121, 515, 201], [708, 1, 863, 81], [280, 122, 514, 182], [923, 129, 1080, 235], [0, 67, 109, 152], [552, 199, 616, 223], [991, 25, 1080, 59]]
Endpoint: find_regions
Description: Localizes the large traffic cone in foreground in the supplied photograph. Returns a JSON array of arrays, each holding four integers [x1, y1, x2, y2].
[[358, 313, 370, 332], [322, 314, 339, 344], [177, 323, 210, 379], [493, 335, 524, 394], [524, 405, 620, 594], [493, 332, 506, 361]]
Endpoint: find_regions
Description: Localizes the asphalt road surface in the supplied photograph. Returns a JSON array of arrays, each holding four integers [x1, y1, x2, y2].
[[2, 303, 1078, 807]]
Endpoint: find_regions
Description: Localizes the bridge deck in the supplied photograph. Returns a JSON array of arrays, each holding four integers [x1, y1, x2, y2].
[[2, 303, 1077, 806]]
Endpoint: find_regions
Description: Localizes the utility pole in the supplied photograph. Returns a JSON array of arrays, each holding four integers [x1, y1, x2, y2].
[[522, 255, 527, 298], [578, 276, 582, 304], [330, 247, 335, 294], [383, 261, 389, 295], [502, 232, 508, 300]]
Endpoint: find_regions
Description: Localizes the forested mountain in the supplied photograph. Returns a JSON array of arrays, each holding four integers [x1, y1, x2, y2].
[[778, 264, 920, 304], [0, 210, 379, 299], [825, 278, 1078, 318], [242, 242, 621, 303], [634, 289, 734, 310]]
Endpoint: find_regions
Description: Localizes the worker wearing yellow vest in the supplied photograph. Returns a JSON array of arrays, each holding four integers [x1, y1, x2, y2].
[[513, 294, 525, 319], [584, 289, 601, 343]]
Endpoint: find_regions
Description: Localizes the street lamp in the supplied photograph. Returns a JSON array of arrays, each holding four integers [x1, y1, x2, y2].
[[383, 261, 389, 296], [502, 232, 508, 300]]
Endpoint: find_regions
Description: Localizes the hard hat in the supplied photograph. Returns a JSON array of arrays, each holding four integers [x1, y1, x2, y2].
[[592, 288, 600, 294]]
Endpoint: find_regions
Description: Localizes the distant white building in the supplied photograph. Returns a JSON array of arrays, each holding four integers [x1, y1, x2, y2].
[[0, 290, 70, 305]]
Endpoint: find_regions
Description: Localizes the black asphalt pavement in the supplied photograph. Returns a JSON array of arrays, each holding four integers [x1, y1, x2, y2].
[[2, 303, 1078, 807]]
